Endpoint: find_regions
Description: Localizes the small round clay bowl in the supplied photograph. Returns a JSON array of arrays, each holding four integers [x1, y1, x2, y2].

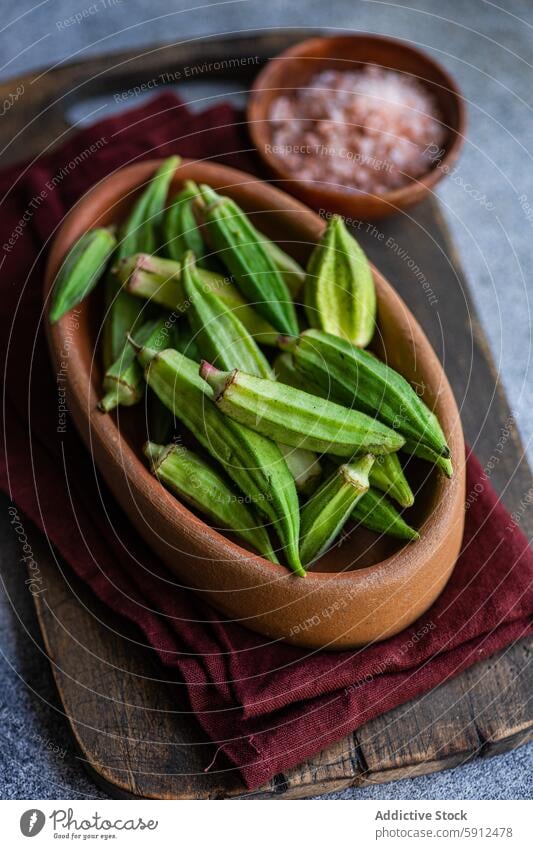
[[44, 159, 465, 650], [248, 34, 466, 219]]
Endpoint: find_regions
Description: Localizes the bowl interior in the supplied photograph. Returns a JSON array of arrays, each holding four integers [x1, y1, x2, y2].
[[249, 35, 464, 193], [56, 161, 448, 575]]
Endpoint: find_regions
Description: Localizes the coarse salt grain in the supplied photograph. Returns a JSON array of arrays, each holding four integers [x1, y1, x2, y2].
[[268, 66, 446, 194]]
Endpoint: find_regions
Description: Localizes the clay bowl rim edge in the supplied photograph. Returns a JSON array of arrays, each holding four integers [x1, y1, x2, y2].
[[247, 33, 467, 211]]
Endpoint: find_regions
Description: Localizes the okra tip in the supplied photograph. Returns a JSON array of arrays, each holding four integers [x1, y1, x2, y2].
[[126, 332, 159, 368], [276, 334, 298, 352], [48, 304, 63, 324], [97, 391, 119, 413]]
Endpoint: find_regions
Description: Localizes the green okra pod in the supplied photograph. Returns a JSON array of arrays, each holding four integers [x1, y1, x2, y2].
[[182, 253, 320, 492], [402, 439, 453, 478], [304, 215, 376, 347], [281, 329, 450, 458], [351, 487, 420, 541], [200, 363, 404, 457], [102, 157, 180, 368], [300, 455, 374, 566], [147, 389, 176, 444], [144, 442, 279, 563], [197, 184, 299, 336], [49, 228, 116, 323], [369, 453, 414, 507], [101, 278, 141, 369], [195, 188, 305, 296], [99, 316, 169, 412], [278, 443, 322, 496], [261, 238, 306, 299], [116, 253, 280, 346], [162, 180, 205, 263], [117, 156, 180, 258], [133, 345, 304, 576], [182, 252, 273, 379], [272, 352, 319, 395]]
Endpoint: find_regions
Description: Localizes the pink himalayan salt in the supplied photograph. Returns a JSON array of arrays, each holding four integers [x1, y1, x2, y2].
[[268, 66, 446, 194]]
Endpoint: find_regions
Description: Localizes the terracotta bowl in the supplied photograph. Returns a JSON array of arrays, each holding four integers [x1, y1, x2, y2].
[[248, 34, 466, 219], [44, 159, 465, 650]]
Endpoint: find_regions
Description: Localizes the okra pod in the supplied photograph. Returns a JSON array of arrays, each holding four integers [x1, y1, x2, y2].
[[281, 329, 450, 458], [102, 157, 180, 368], [262, 238, 305, 299], [197, 184, 299, 336], [144, 442, 279, 563], [101, 279, 141, 369], [300, 455, 374, 565], [134, 346, 304, 576], [147, 389, 176, 444], [402, 440, 453, 478], [304, 215, 376, 347], [278, 443, 322, 496], [351, 487, 420, 541], [162, 180, 205, 263], [49, 228, 116, 323], [369, 453, 414, 507], [199, 363, 404, 456], [117, 156, 180, 258], [183, 253, 321, 492], [182, 252, 273, 379], [99, 316, 170, 412], [116, 253, 279, 346], [273, 352, 319, 395]]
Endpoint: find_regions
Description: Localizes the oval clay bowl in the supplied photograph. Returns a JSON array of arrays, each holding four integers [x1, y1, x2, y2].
[[44, 159, 465, 650], [248, 34, 466, 219]]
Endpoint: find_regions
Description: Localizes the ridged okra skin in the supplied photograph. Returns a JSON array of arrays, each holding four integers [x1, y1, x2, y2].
[[198, 184, 299, 336], [99, 316, 170, 412], [49, 228, 117, 323], [200, 364, 404, 457], [102, 157, 180, 369], [272, 352, 319, 396], [116, 253, 280, 346], [144, 442, 279, 563], [402, 440, 453, 478], [283, 329, 450, 459], [299, 455, 374, 566], [351, 487, 420, 541], [162, 181, 205, 263], [118, 156, 180, 258], [261, 237, 305, 299], [304, 215, 376, 347], [136, 347, 304, 576], [182, 252, 273, 379], [369, 453, 414, 507], [182, 253, 323, 493], [278, 443, 322, 496]]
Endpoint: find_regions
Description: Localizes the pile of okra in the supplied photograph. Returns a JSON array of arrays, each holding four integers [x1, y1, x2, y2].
[[49, 157, 452, 576]]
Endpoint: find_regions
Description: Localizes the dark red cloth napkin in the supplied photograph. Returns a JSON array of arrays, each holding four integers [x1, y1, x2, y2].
[[1, 94, 532, 790]]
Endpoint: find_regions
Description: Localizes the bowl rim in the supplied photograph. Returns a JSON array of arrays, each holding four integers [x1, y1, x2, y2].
[[44, 158, 465, 586], [247, 32, 467, 206]]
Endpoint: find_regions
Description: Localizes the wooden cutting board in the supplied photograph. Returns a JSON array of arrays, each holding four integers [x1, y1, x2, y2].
[[1, 31, 531, 799]]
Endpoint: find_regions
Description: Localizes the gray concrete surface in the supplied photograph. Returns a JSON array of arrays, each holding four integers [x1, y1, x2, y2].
[[1, 0, 532, 799]]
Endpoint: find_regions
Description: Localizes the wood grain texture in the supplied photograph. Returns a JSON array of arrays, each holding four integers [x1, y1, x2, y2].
[[1, 31, 531, 798]]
